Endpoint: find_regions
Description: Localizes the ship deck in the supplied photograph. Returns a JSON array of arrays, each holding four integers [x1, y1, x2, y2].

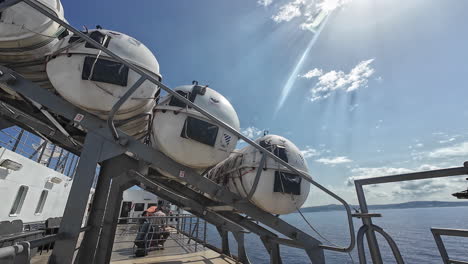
[[110, 226, 236, 264], [30, 225, 236, 264]]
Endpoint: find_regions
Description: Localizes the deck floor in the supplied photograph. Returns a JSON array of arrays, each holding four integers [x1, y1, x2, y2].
[[29, 225, 236, 264], [110, 225, 236, 264]]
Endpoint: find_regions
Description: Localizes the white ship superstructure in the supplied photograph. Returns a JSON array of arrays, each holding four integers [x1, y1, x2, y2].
[[0, 146, 71, 223]]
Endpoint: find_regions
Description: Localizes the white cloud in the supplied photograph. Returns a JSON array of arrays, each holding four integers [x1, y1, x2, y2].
[[316, 0, 351, 13], [316, 156, 352, 165], [346, 167, 413, 186], [258, 0, 273, 7], [428, 141, 468, 159], [341, 162, 467, 204], [271, 0, 351, 31], [439, 137, 456, 144], [241, 126, 263, 139], [301, 146, 320, 158], [303, 59, 375, 102], [272, 1, 302, 22], [300, 68, 323, 79]]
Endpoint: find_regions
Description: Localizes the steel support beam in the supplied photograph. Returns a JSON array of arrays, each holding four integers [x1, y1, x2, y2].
[[94, 173, 135, 264], [49, 132, 104, 264], [76, 155, 136, 264], [0, 118, 14, 130], [0, 101, 81, 152], [233, 231, 251, 264], [217, 226, 230, 256], [261, 237, 282, 264]]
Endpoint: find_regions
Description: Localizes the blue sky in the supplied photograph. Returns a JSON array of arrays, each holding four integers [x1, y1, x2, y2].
[[61, 0, 468, 205]]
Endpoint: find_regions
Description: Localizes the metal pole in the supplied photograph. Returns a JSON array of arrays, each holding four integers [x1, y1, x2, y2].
[[30, 140, 46, 159], [71, 157, 80, 179], [46, 144, 56, 168], [11, 128, 24, 152], [65, 155, 75, 176], [188, 216, 193, 244], [54, 147, 64, 170], [49, 132, 103, 264], [195, 217, 199, 251], [204, 220, 207, 250], [59, 151, 70, 173], [355, 182, 383, 264], [107, 76, 146, 140], [37, 141, 47, 163]]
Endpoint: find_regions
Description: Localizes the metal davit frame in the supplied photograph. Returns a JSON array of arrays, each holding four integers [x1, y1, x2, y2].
[[354, 164, 468, 264], [0, 0, 357, 263]]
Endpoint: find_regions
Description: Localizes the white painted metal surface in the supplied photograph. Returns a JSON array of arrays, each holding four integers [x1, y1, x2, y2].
[[46, 29, 160, 136], [0, 147, 72, 223], [152, 85, 240, 170], [0, 0, 65, 62], [206, 135, 310, 215]]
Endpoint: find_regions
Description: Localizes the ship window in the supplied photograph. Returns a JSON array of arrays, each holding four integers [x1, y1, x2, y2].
[[273, 171, 301, 195], [85, 31, 111, 49], [134, 203, 145, 212], [10, 185, 29, 216], [82, 56, 129, 86], [34, 190, 48, 215], [168, 90, 189, 108], [181, 117, 219, 147]]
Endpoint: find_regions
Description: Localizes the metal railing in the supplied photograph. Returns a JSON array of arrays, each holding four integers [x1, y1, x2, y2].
[[353, 162, 468, 264], [0, 226, 89, 264], [431, 228, 468, 264], [18, 0, 355, 253], [113, 214, 233, 260]]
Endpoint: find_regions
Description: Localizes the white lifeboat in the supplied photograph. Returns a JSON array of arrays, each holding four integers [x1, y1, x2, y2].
[[206, 134, 311, 215], [46, 29, 161, 138], [151, 84, 240, 170], [0, 0, 66, 63]]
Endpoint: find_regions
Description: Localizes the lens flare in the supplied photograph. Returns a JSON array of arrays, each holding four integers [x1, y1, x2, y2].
[[274, 14, 330, 116]]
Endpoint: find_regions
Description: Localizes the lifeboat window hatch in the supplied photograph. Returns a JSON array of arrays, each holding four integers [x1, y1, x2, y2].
[[274, 171, 301, 195], [85, 31, 111, 49], [274, 146, 288, 162], [82, 56, 129, 86], [168, 86, 206, 108], [181, 116, 219, 147], [168, 90, 189, 108]]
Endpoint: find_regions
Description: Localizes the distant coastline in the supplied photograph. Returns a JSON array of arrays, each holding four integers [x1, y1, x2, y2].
[[300, 201, 468, 213]]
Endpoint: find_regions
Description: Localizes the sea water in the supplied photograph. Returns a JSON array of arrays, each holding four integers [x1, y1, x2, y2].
[[206, 206, 468, 263]]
